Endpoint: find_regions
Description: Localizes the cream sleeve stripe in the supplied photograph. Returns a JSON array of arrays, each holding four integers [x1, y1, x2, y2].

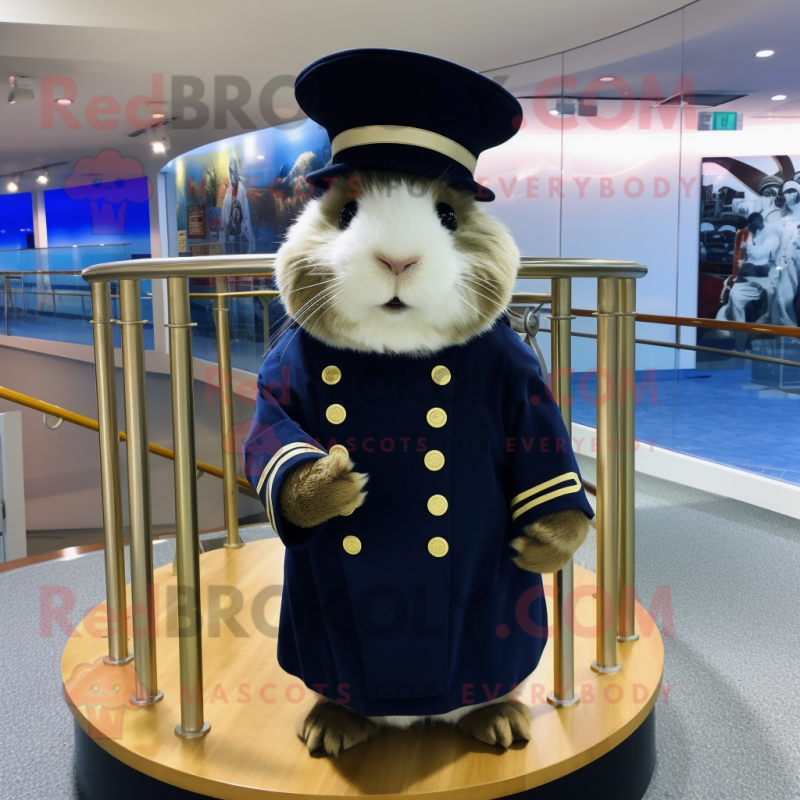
[[510, 472, 582, 521], [256, 442, 327, 496], [257, 442, 327, 530]]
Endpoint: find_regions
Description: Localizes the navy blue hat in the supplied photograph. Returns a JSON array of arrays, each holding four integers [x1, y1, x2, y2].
[[294, 48, 523, 202]]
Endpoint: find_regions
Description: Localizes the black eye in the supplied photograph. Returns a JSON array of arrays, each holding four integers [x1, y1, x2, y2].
[[437, 203, 457, 232], [340, 201, 358, 229]]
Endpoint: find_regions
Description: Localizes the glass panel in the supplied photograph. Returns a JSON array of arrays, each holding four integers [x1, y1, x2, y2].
[[561, 11, 685, 376], [0, 243, 131, 271], [0, 263, 152, 348]]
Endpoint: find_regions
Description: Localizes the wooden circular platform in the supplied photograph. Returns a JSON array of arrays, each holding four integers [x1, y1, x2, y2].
[[62, 539, 663, 800]]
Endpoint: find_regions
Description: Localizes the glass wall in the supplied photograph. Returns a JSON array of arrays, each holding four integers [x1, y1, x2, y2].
[[160, 0, 800, 485]]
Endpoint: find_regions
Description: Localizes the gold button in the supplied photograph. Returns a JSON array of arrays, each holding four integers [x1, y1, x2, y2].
[[426, 408, 447, 428], [342, 535, 361, 555], [329, 444, 350, 458], [427, 494, 448, 516], [322, 366, 341, 385], [428, 537, 449, 557], [424, 450, 445, 471], [326, 404, 346, 424], [431, 366, 451, 386]]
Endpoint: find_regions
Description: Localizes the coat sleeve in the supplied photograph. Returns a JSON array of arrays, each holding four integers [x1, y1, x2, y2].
[[242, 340, 328, 547], [503, 329, 594, 535]]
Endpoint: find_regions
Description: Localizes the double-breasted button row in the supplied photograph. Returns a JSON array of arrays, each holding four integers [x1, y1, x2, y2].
[[344, 534, 449, 557], [427, 368, 449, 555], [323, 366, 346, 424]]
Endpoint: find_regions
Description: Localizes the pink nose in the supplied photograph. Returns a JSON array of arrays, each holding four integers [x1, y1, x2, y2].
[[376, 254, 419, 275]]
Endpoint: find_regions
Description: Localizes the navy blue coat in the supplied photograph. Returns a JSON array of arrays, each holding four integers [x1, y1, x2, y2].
[[243, 318, 593, 717]]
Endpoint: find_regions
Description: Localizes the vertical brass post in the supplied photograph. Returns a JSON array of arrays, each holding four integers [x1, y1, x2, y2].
[[592, 277, 622, 674], [90, 282, 132, 667], [214, 276, 242, 549], [617, 278, 639, 642], [168, 277, 210, 739], [546, 278, 580, 708], [119, 279, 162, 704]]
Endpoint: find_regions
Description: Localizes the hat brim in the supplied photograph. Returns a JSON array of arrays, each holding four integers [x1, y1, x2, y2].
[[304, 160, 495, 202]]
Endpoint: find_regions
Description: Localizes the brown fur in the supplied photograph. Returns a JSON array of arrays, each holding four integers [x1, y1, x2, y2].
[[280, 448, 367, 528], [300, 700, 381, 757], [511, 509, 590, 573], [274, 170, 520, 352], [457, 701, 532, 748]]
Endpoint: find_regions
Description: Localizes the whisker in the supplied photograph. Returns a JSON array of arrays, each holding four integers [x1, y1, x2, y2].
[[282, 289, 344, 352], [461, 278, 504, 308], [268, 283, 343, 345], [464, 274, 504, 297], [456, 287, 483, 318]]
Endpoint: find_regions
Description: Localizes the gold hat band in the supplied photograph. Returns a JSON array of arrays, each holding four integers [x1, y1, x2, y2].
[[330, 125, 478, 175]]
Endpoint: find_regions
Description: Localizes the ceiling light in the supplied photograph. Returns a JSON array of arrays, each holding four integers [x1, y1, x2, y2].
[[56, 97, 73, 105], [6, 177, 19, 192], [549, 109, 560, 116], [756, 50, 774, 58], [256, 154, 265, 160], [772, 94, 787, 101], [151, 112, 165, 119], [36, 170, 49, 185], [150, 127, 171, 155], [599, 76, 615, 82]]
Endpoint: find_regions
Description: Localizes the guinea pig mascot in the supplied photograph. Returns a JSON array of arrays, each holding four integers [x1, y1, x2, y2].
[[243, 48, 594, 757]]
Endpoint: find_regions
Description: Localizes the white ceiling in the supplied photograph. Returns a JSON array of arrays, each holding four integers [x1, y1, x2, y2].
[[0, 0, 693, 183], [0, 0, 797, 190]]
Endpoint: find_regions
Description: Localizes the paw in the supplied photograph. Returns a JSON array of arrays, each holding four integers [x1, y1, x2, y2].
[[300, 701, 380, 757], [457, 701, 531, 749], [511, 508, 590, 573], [280, 448, 368, 528]]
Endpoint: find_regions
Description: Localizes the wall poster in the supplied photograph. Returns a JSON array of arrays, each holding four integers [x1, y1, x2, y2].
[[699, 156, 800, 384], [172, 121, 331, 255]]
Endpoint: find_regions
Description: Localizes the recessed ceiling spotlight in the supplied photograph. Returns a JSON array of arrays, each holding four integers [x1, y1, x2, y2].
[[150, 126, 171, 155], [6, 177, 19, 192], [599, 76, 615, 82], [256, 154, 265, 160], [36, 169, 49, 185], [151, 112, 165, 119], [756, 50, 775, 57], [56, 97, 73, 105], [549, 109, 560, 116], [772, 94, 787, 101]]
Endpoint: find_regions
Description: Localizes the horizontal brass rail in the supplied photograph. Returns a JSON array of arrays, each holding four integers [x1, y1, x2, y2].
[[0, 386, 257, 497], [1, 270, 87, 276], [572, 308, 800, 339], [543, 328, 800, 370], [81, 255, 648, 282]]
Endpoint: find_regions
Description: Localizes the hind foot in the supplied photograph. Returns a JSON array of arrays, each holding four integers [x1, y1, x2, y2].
[[457, 701, 532, 748], [300, 701, 381, 757]]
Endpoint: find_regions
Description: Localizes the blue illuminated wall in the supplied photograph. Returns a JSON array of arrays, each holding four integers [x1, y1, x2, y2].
[[44, 177, 151, 255], [0, 193, 34, 250]]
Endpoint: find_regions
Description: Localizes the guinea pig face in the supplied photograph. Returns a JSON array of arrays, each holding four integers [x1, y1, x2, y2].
[[275, 172, 520, 355]]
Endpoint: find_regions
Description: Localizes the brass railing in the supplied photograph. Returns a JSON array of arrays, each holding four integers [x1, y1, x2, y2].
[[80, 254, 647, 737]]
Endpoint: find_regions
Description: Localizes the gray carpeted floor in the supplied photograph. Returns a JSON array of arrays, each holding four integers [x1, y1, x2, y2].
[[0, 455, 797, 799]]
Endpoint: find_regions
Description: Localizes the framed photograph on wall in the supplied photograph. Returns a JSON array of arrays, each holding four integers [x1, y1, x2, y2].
[[698, 156, 800, 387]]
